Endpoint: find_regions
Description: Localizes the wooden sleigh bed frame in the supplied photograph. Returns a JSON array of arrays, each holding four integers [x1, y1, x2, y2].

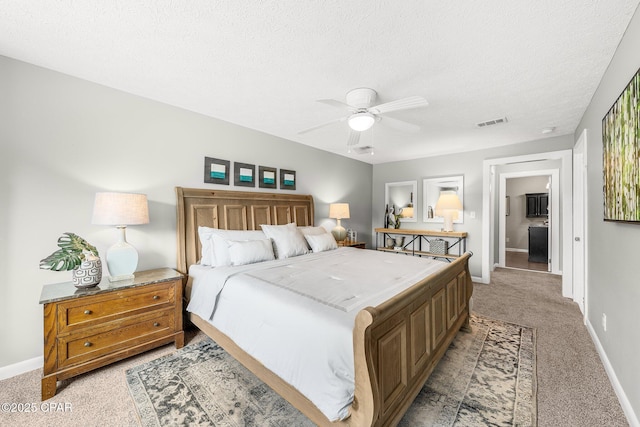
[[175, 187, 473, 427]]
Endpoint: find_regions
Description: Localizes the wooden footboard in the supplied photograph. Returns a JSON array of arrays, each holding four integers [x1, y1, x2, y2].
[[348, 252, 473, 427], [184, 252, 472, 427]]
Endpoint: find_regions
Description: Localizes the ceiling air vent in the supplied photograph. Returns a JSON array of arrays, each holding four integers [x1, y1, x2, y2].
[[476, 117, 508, 128], [353, 146, 375, 155]]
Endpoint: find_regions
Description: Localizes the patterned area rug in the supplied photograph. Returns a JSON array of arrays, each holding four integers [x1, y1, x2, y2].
[[126, 315, 536, 426]]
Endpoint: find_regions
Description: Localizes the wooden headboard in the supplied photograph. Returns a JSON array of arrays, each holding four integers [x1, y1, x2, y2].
[[175, 187, 315, 274]]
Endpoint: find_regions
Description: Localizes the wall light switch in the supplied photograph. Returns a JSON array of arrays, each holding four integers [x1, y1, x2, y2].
[[470, 211, 476, 219]]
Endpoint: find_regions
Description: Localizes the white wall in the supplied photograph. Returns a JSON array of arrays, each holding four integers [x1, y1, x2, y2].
[[0, 56, 373, 368], [574, 4, 640, 423]]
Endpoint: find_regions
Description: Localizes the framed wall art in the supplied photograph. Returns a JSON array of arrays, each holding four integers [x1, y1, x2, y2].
[[259, 166, 277, 189], [204, 157, 230, 185], [602, 67, 640, 222], [280, 169, 296, 190], [234, 162, 255, 187]]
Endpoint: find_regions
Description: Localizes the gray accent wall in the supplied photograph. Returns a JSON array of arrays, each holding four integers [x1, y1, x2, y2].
[[0, 56, 372, 368], [574, 4, 640, 422], [372, 135, 573, 279]]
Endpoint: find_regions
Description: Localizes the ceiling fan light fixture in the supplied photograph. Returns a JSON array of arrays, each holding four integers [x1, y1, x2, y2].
[[348, 112, 375, 132]]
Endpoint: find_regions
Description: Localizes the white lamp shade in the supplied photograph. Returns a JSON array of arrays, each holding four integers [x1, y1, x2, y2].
[[348, 112, 375, 132], [329, 203, 350, 219], [92, 192, 149, 225], [434, 191, 462, 216], [92, 192, 149, 281], [401, 206, 414, 218]]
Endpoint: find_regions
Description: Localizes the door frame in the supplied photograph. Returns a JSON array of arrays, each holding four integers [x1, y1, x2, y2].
[[573, 130, 588, 316], [482, 149, 573, 297], [499, 169, 560, 274]]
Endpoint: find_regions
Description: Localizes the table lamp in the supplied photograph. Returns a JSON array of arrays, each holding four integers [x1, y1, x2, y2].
[[329, 203, 350, 242], [434, 191, 462, 232], [92, 192, 149, 281]]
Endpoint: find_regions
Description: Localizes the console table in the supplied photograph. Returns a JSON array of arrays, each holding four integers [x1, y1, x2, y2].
[[374, 228, 468, 261]]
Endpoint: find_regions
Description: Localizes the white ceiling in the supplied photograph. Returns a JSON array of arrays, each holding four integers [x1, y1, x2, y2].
[[1, 1, 639, 164]]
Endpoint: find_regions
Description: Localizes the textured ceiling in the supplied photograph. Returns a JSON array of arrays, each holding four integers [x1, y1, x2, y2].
[[1, 1, 639, 164]]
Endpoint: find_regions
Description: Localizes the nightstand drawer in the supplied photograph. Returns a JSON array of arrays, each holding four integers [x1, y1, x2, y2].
[[58, 282, 177, 333], [58, 309, 175, 368]]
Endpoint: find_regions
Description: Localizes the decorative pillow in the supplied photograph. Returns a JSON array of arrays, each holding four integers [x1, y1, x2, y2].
[[304, 233, 338, 253], [227, 239, 275, 266], [198, 228, 267, 267], [260, 223, 310, 259]]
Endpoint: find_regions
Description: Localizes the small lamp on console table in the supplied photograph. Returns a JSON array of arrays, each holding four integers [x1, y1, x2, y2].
[[435, 191, 462, 232], [92, 192, 149, 281], [329, 203, 350, 242]]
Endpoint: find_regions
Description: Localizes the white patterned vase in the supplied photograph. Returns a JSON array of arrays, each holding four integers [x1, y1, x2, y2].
[[73, 254, 102, 288]]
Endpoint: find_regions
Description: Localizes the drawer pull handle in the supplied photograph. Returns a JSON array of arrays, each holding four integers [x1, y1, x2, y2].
[[153, 322, 160, 327], [84, 341, 92, 347], [153, 295, 160, 300], [84, 310, 92, 315]]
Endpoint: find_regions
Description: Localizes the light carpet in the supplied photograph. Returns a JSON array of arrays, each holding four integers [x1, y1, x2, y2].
[[126, 315, 536, 426]]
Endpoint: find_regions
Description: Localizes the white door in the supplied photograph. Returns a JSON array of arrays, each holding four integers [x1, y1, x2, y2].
[[573, 131, 587, 315], [546, 177, 552, 272]]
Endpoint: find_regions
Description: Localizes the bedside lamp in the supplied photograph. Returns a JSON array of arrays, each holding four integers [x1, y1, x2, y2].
[[92, 192, 149, 281], [401, 192, 414, 218], [329, 203, 350, 242], [435, 191, 462, 232]]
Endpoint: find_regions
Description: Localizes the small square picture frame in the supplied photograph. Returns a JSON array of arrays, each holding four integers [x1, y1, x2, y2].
[[204, 157, 230, 185], [259, 166, 277, 189], [280, 169, 296, 190], [234, 162, 256, 187]]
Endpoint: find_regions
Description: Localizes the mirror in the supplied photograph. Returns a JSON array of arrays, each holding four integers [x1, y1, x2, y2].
[[422, 175, 464, 223], [385, 180, 417, 223]]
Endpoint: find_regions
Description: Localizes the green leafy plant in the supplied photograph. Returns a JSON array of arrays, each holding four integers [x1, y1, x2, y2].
[[39, 232, 99, 271]]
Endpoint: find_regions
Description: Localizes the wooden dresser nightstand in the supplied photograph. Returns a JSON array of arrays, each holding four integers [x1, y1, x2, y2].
[[337, 240, 366, 249], [39, 268, 184, 400]]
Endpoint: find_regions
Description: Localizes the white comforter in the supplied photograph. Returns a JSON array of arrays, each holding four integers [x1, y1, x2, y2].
[[187, 248, 447, 421]]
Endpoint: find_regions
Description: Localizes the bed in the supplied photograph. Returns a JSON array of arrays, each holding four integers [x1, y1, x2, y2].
[[175, 187, 473, 427]]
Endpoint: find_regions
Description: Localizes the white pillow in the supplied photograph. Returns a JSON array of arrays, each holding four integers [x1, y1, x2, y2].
[[305, 233, 338, 253], [198, 226, 217, 266], [298, 226, 327, 236], [198, 228, 267, 267], [227, 239, 275, 266], [260, 223, 310, 259]]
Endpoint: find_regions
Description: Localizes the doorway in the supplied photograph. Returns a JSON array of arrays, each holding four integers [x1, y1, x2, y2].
[[498, 169, 559, 274], [503, 175, 552, 272], [482, 149, 573, 298]]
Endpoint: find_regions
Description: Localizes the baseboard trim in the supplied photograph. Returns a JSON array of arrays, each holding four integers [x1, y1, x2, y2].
[[586, 319, 639, 427], [505, 248, 528, 253], [0, 356, 42, 381], [471, 275, 484, 283]]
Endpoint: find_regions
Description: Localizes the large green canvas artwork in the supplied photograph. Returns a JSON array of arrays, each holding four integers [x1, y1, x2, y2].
[[602, 68, 640, 222]]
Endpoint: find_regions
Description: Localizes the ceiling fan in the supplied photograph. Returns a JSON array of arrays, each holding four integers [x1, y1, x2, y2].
[[298, 87, 429, 151]]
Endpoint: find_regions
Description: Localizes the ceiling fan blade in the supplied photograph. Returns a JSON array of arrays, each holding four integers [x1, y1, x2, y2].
[[380, 115, 421, 133], [346, 129, 361, 147], [297, 116, 346, 134], [317, 99, 355, 111], [368, 96, 428, 114]]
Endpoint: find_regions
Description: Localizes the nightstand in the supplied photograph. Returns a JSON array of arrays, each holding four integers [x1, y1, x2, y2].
[[39, 268, 184, 400], [337, 240, 366, 249]]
